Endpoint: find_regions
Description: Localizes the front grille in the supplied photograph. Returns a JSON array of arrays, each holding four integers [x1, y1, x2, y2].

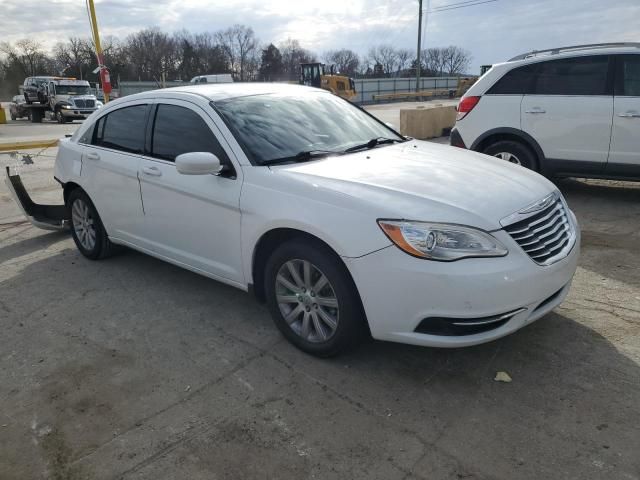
[[73, 99, 95, 108], [503, 195, 574, 265]]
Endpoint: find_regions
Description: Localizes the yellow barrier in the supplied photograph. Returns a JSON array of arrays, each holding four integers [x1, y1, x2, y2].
[[0, 139, 59, 152], [0, 107, 6, 124]]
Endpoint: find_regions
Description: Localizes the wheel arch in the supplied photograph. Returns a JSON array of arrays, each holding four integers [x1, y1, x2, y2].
[[63, 181, 82, 205], [250, 228, 357, 304], [470, 127, 547, 173]]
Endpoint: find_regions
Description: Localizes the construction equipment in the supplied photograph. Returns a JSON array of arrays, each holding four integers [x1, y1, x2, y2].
[[299, 63, 357, 101]]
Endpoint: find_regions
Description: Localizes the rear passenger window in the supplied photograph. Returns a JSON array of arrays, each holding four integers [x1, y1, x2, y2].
[[150, 104, 229, 163], [93, 105, 147, 153], [487, 65, 535, 94], [617, 55, 640, 96], [533, 56, 610, 96]]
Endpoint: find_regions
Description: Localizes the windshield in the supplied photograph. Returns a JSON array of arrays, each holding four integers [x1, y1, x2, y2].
[[213, 92, 404, 165], [56, 85, 91, 95]]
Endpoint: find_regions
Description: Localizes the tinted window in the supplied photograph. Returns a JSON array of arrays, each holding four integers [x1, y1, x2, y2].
[[93, 105, 147, 153], [534, 56, 609, 95], [214, 92, 403, 165], [617, 55, 640, 96], [79, 124, 95, 144], [151, 104, 229, 162], [487, 65, 535, 94]]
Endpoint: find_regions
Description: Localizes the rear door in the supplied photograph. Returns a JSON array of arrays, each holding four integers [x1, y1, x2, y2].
[[137, 100, 244, 285], [80, 102, 149, 244], [606, 54, 640, 176], [521, 55, 614, 174]]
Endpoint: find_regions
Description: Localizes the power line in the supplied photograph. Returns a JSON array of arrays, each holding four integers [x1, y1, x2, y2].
[[428, 0, 498, 13], [430, 0, 489, 9]]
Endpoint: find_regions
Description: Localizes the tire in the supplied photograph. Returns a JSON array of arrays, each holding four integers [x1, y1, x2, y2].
[[264, 239, 366, 357], [10, 113, 16, 121], [56, 109, 65, 124], [483, 140, 537, 171], [68, 189, 115, 260]]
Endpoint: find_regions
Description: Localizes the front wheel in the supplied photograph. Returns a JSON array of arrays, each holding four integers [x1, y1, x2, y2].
[[68, 189, 115, 260], [56, 109, 65, 124], [483, 140, 537, 171], [264, 240, 366, 357]]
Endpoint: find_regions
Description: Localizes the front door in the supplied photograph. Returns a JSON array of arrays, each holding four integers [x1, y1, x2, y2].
[[81, 102, 148, 244], [137, 100, 244, 285], [606, 54, 640, 177], [521, 55, 614, 174]]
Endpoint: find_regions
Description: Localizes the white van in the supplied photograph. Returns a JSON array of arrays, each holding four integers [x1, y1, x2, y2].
[[190, 74, 234, 84]]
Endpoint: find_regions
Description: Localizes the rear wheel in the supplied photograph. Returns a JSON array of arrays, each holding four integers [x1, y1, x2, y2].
[[264, 240, 366, 357], [56, 109, 65, 124], [483, 140, 537, 171], [68, 189, 115, 260]]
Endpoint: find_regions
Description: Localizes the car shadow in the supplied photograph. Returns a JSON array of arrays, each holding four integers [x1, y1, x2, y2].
[[1, 244, 639, 478]]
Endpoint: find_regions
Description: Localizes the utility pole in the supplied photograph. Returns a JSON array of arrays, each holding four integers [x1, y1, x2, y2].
[[416, 0, 423, 92], [87, 0, 111, 103]]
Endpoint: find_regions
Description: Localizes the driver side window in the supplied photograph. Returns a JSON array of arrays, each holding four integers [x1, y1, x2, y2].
[[150, 104, 230, 165]]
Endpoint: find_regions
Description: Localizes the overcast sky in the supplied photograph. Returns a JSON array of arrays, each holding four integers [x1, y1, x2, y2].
[[1, 0, 638, 71]]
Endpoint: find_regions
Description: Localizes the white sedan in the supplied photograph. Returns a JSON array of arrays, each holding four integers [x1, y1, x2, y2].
[[50, 83, 579, 356]]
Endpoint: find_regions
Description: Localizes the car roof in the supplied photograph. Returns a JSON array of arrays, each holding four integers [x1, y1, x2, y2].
[[504, 45, 640, 67], [123, 83, 323, 103]]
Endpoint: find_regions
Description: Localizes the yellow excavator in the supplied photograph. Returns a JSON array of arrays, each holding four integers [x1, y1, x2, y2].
[[300, 63, 357, 101]]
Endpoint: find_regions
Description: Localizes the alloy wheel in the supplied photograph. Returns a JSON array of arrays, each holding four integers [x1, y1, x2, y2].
[[275, 259, 339, 343], [71, 198, 96, 251], [494, 151, 521, 165]]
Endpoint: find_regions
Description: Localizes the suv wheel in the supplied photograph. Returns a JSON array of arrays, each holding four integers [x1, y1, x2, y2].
[[68, 189, 115, 260], [264, 240, 365, 357], [483, 140, 537, 171], [56, 109, 65, 124]]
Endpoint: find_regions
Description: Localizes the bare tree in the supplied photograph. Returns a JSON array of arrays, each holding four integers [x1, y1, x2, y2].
[[441, 46, 472, 75], [367, 45, 399, 76], [0, 39, 50, 76], [53, 37, 93, 79], [215, 25, 258, 81], [395, 48, 412, 74], [279, 38, 316, 81], [423, 48, 445, 76], [324, 49, 360, 77]]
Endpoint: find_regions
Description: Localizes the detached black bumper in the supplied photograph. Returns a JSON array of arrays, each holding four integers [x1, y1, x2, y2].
[[4, 166, 69, 230]]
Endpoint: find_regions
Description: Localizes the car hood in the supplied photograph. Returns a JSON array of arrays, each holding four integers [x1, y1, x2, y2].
[[269, 140, 556, 230]]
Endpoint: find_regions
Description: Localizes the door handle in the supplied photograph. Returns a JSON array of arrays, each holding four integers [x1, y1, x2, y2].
[[141, 166, 162, 177], [618, 111, 640, 118], [525, 108, 546, 114], [86, 152, 100, 161]]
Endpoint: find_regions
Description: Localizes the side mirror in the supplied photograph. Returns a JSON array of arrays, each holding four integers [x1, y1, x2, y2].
[[175, 152, 223, 175]]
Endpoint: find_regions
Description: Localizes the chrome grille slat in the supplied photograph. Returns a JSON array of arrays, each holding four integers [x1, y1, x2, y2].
[[503, 195, 575, 266]]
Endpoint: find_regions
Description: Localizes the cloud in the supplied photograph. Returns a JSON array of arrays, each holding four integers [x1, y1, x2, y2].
[[1, 0, 638, 70]]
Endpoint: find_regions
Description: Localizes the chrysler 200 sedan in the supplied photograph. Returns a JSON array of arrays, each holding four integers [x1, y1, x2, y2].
[[44, 83, 579, 356]]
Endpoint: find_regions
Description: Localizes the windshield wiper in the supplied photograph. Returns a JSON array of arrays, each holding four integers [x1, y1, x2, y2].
[[261, 149, 342, 166], [343, 137, 404, 153]]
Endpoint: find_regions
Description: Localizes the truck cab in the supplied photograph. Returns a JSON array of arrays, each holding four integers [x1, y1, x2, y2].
[[45, 78, 102, 123]]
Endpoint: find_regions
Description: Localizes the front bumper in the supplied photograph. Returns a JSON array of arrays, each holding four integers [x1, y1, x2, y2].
[[344, 228, 580, 348], [61, 108, 98, 119], [4, 166, 69, 230]]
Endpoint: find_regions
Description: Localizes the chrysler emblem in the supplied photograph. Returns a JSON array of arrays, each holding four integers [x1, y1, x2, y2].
[[518, 192, 556, 214]]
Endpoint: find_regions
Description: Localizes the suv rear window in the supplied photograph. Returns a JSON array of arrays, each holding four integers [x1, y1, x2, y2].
[[487, 64, 535, 94], [533, 56, 610, 96], [488, 56, 611, 96]]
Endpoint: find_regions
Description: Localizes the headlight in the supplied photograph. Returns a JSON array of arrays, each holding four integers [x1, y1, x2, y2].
[[378, 220, 508, 261], [61, 104, 72, 109], [96, 101, 103, 107]]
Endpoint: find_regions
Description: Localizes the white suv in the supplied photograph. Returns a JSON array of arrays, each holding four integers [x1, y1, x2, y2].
[[451, 43, 640, 180]]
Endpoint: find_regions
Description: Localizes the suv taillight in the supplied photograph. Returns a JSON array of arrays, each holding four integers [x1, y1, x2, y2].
[[456, 96, 480, 121]]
